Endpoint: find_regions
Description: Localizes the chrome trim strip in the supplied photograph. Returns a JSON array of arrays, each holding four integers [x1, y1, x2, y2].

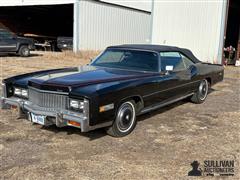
[[142, 80, 200, 98], [1, 83, 7, 98], [140, 93, 194, 114], [0, 45, 16, 48], [107, 47, 160, 54], [28, 86, 69, 95]]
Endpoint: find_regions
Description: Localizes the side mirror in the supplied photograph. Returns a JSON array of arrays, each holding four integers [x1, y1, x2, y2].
[[89, 58, 95, 64], [86, 59, 93, 66]]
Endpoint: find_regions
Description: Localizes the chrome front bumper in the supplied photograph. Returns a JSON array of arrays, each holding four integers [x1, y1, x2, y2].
[[1, 96, 92, 132]]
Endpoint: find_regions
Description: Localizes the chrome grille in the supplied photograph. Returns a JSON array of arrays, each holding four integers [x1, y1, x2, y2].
[[29, 88, 68, 109]]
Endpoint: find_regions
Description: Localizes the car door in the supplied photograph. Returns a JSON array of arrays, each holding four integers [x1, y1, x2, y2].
[[0, 29, 17, 52], [142, 52, 186, 107], [158, 52, 197, 101]]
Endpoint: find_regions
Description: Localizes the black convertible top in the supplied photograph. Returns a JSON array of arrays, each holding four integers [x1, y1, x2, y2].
[[108, 44, 201, 63]]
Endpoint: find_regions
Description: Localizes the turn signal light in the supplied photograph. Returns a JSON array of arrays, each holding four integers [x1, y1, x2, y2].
[[68, 120, 81, 127], [99, 103, 114, 112]]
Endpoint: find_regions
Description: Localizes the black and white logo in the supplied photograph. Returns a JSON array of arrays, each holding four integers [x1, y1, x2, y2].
[[188, 160, 235, 176]]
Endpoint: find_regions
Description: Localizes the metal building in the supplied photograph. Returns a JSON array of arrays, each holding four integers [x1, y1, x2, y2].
[[0, 0, 151, 51], [151, 0, 240, 64], [0, 0, 239, 64], [75, 0, 151, 50]]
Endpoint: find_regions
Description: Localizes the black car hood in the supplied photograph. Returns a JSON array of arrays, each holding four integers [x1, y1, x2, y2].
[[28, 66, 156, 92]]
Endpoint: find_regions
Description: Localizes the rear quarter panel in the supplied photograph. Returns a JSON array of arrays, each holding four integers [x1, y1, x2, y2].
[[196, 63, 224, 85]]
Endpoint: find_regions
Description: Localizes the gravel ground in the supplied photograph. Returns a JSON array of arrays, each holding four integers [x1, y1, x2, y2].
[[0, 52, 239, 180]]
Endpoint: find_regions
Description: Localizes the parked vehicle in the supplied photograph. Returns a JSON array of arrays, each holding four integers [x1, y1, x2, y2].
[[0, 29, 35, 57], [0, 45, 224, 137], [57, 37, 73, 51]]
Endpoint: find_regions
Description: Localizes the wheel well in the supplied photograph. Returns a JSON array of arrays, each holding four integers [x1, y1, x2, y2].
[[129, 96, 144, 113], [117, 95, 144, 114], [17, 44, 29, 51], [206, 77, 212, 86]]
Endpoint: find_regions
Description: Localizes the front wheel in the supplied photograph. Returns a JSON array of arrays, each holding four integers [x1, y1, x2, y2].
[[106, 101, 137, 137], [18, 45, 30, 57], [191, 79, 209, 104]]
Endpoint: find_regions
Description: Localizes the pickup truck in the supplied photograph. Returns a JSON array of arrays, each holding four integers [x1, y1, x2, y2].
[[0, 44, 224, 137], [0, 29, 35, 57]]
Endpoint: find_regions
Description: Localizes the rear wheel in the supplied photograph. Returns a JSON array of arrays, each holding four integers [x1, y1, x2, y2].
[[191, 79, 209, 104], [18, 45, 30, 57], [106, 101, 137, 137]]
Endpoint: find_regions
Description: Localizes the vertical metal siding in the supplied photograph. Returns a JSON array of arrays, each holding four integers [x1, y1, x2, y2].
[[73, 0, 80, 53], [100, 0, 152, 12], [151, 1, 227, 64], [78, 0, 151, 50]]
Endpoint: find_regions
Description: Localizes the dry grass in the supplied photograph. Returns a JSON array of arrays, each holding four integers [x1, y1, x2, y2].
[[224, 65, 240, 79], [0, 51, 100, 81], [42, 50, 100, 61]]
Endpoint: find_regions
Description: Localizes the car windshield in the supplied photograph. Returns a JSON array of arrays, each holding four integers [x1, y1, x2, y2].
[[91, 49, 159, 72]]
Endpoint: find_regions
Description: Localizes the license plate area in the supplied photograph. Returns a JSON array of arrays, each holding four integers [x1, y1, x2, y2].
[[31, 113, 46, 125]]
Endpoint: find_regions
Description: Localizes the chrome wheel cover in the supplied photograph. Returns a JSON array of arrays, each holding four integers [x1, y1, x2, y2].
[[199, 80, 208, 100], [116, 102, 135, 133]]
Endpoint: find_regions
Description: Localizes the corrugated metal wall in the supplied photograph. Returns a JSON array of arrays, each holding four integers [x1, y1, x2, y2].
[[100, 0, 152, 12], [78, 0, 151, 50], [151, 1, 227, 64]]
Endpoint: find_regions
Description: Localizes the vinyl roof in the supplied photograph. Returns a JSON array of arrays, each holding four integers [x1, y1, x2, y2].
[[108, 44, 201, 63]]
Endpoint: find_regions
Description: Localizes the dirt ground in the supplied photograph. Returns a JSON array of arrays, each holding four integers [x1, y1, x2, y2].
[[0, 52, 239, 180]]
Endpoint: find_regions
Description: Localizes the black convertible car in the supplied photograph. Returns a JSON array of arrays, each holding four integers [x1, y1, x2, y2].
[[1, 45, 224, 137]]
